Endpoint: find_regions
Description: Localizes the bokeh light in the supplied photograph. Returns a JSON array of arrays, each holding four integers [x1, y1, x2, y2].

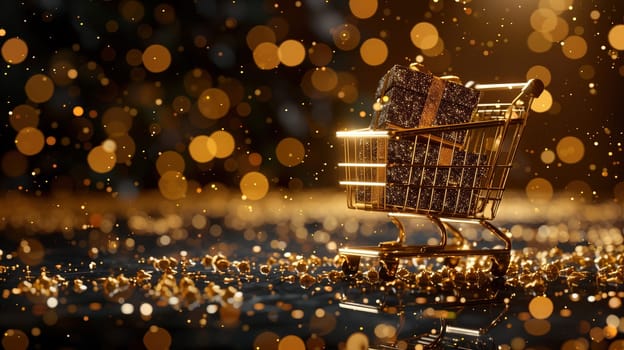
[[197, 88, 231, 119], [9, 105, 39, 131], [345, 332, 369, 350], [2, 329, 29, 350], [608, 24, 624, 50], [278, 335, 305, 350], [332, 24, 361, 51], [246, 25, 276, 50], [561, 35, 587, 60], [189, 135, 217, 163], [278, 39, 306, 67], [156, 151, 185, 175], [1, 37, 28, 64], [529, 296, 554, 320], [239, 171, 269, 200], [556, 136, 585, 164], [531, 89, 553, 113], [87, 145, 117, 173], [142, 44, 172, 73], [349, 0, 378, 19], [410, 22, 439, 50], [14, 127, 45, 156], [143, 326, 172, 350], [526, 177, 554, 202], [210, 130, 235, 159], [253, 42, 280, 70], [17, 238, 45, 266], [360, 38, 388, 66], [276, 137, 305, 167], [526, 65, 552, 87], [158, 171, 187, 200], [24, 74, 54, 103]]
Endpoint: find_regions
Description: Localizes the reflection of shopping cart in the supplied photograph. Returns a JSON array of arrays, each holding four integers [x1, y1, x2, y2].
[[337, 79, 544, 278], [338, 283, 512, 349]]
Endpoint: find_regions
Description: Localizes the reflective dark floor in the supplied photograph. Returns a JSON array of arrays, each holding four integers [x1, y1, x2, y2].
[[0, 191, 623, 349]]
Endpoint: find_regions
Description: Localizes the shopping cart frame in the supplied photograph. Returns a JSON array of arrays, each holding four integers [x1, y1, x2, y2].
[[337, 79, 544, 278]]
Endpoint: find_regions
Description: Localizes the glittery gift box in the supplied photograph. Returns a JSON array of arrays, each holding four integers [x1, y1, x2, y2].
[[371, 64, 480, 143], [384, 138, 488, 216]]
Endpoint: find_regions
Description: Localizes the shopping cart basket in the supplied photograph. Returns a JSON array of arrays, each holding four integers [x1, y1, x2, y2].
[[337, 79, 544, 278]]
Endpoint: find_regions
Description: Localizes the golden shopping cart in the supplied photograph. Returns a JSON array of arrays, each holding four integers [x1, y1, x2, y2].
[[337, 75, 544, 279]]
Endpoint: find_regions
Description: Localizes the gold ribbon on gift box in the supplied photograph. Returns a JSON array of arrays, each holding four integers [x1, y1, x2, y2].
[[409, 63, 463, 166]]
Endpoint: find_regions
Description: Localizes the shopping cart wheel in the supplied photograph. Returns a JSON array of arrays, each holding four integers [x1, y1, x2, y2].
[[341, 255, 361, 276], [490, 254, 510, 277], [378, 258, 399, 281]]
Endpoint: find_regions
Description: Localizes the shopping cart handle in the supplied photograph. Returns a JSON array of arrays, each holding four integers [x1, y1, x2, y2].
[[522, 78, 544, 98]]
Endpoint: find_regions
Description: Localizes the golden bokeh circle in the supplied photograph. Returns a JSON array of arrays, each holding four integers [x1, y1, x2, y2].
[[253, 42, 280, 70], [526, 177, 554, 203], [102, 106, 132, 137], [25, 74, 55, 103], [276, 137, 305, 167], [527, 31, 552, 53], [253, 331, 279, 350], [1, 37, 28, 64], [2, 329, 29, 350], [540, 149, 556, 164], [278, 335, 305, 350], [607, 24, 624, 50], [87, 145, 117, 173], [278, 39, 306, 67], [142, 44, 172, 73], [15, 127, 45, 156], [410, 22, 439, 50], [10, 104, 39, 131], [143, 326, 172, 350], [349, 0, 377, 19], [332, 24, 361, 51], [239, 171, 269, 200], [556, 136, 585, 164], [345, 332, 369, 350], [578, 64, 595, 80], [197, 88, 230, 119], [111, 134, 136, 164], [158, 171, 188, 200], [530, 89, 552, 113], [308, 42, 333, 67], [530, 8, 558, 33], [210, 130, 235, 159], [156, 150, 185, 175], [526, 65, 552, 87], [17, 238, 45, 266], [561, 35, 587, 60], [189, 135, 217, 163], [311, 67, 338, 92], [360, 38, 388, 66], [528, 295, 554, 320], [246, 25, 276, 50]]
